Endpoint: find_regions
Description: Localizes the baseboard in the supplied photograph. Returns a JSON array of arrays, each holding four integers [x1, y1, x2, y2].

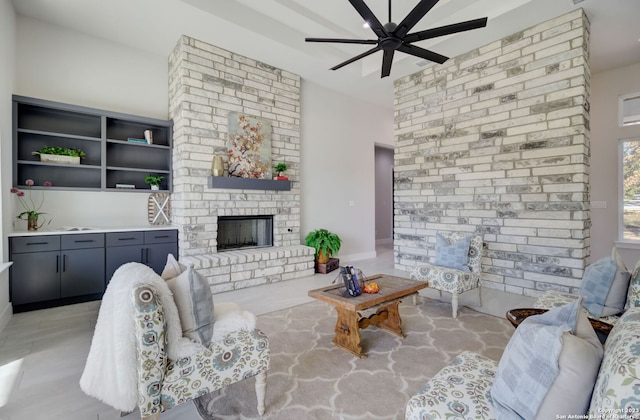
[[375, 238, 392, 245], [339, 250, 377, 263], [0, 301, 12, 334]]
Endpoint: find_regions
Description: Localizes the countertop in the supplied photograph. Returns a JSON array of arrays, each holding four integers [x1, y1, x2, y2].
[[7, 225, 178, 237]]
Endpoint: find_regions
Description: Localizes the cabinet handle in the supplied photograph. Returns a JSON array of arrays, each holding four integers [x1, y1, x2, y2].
[[118, 237, 137, 241], [27, 242, 49, 246], [145, 248, 150, 264], [154, 235, 170, 239], [74, 240, 95, 243], [62, 254, 67, 272]]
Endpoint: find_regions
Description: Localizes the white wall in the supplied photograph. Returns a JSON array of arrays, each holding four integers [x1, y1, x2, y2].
[[0, 0, 16, 331], [10, 17, 395, 261], [12, 16, 169, 230], [300, 81, 394, 262], [591, 62, 640, 267]]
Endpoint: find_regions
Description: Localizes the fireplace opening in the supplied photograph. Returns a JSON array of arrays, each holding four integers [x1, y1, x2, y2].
[[217, 215, 273, 251]]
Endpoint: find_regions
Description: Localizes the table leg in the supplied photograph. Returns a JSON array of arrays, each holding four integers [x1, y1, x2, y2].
[[333, 306, 365, 358], [374, 300, 405, 337]]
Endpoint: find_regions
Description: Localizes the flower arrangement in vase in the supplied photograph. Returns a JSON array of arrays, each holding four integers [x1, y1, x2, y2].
[[10, 179, 52, 231], [274, 162, 288, 180]]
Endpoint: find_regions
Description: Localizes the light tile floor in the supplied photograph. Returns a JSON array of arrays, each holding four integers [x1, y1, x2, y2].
[[0, 244, 535, 419]]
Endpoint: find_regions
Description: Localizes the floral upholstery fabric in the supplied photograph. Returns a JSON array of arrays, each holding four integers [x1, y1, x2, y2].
[[410, 233, 483, 294], [406, 309, 640, 420], [625, 260, 640, 309], [588, 308, 640, 417], [534, 290, 620, 326], [133, 286, 270, 417], [405, 351, 498, 420]]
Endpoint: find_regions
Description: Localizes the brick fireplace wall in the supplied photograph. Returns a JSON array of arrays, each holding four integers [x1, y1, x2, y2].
[[393, 10, 591, 297], [168, 35, 314, 292]]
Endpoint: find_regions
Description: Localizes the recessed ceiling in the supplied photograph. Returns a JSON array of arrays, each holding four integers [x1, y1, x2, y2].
[[10, 0, 640, 109]]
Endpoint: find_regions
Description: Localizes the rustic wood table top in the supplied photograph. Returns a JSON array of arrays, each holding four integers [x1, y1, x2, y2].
[[308, 274, 428, 311]]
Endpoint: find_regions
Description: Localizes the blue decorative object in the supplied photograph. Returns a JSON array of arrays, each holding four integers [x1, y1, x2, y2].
[[434, 233, 472, 271]]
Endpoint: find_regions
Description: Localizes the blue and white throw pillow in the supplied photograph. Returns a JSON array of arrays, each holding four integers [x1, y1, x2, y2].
[[434, 233, 472, 271], [492, 299, 602, 419], [580, 248, 630, 318]]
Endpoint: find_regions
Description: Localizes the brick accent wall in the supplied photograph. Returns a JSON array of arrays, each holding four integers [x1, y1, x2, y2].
[[168, 35, 314, 293], [393, 10, 591, 297]]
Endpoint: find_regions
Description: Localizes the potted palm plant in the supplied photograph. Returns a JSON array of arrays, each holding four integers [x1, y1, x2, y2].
[[305, 228, 341, 273]]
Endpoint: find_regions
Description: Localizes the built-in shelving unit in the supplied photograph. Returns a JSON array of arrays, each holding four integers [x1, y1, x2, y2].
[[13, 95, 172, 192]]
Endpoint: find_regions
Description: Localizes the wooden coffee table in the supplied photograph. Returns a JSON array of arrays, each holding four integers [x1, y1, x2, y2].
[[308, 274, 428, 358]]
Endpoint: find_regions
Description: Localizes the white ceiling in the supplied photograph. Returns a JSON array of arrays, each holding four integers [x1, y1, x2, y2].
[[10, 0, 640, 109]]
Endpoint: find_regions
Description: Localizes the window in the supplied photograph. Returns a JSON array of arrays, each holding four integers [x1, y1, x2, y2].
[[619, 92, 640, 127], [621, 137, 640, 240]]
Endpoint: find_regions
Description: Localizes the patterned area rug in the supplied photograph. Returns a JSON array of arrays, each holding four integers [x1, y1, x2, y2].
[[194, 297, 514, 419]]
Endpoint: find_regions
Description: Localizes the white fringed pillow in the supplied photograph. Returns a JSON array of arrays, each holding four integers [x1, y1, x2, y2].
[[161, 254, 214, 344]]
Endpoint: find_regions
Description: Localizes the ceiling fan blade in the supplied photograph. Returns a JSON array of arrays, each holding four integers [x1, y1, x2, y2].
[[404, 17, 488, 43], [331, 46, 381, 71], [381, 49, 395, 78], [398, 44, 448, 64], [348, 0, 388, 38], [305, 37, 378, 45], [394, 0, 440, 38]]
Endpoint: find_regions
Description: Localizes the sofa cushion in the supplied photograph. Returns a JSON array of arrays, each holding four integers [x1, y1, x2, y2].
[[580, 249, 630, 318], [434, 232, 472, 271], [492, 299, 602, 419], [625, 260, 640, 309], [162, 255, 214, 344], [535, 308, 603, 419], [405, 351, 498, 420], [589, 308, 640, 416]]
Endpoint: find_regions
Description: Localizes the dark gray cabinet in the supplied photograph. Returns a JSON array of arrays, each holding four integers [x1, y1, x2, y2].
[[13, 95, 172, 192], [105, 230, 178, 281], [9, 233, 105, 308]]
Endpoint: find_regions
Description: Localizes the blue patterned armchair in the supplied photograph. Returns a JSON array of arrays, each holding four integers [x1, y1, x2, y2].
[[133, 285, 269, 419], [410, 232, 484, 318]]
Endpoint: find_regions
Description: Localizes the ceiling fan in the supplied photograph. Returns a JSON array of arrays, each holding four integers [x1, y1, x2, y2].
[[305, 0, 488, 78]]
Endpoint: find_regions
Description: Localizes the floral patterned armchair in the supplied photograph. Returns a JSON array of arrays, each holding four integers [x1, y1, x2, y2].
[[410, 232, 484, 318], [133, 285, 269, 419]]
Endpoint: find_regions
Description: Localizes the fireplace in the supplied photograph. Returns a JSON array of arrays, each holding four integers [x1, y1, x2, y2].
[[217, 215, 273, 251]]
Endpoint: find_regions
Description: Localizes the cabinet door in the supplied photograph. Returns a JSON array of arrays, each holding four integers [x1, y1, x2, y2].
[[106, 245, 144, 282], [10, 251, 60, 305], [60, 248, 105, 298], [145, 242, 178, 275]]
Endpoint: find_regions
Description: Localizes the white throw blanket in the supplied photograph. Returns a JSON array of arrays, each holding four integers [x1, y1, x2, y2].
[[79, 262, 258, 413], [79, 263, 197, 412]]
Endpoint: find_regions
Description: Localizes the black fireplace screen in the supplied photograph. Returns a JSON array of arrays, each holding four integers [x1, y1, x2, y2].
[[217, 215, 273, 251]]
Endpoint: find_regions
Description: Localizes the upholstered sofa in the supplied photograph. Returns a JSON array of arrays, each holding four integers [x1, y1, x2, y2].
[[405, 307, 640, 419]]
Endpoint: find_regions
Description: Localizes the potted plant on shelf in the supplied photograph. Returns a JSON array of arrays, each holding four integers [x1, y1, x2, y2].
[[305, 228, 341, 273], [274, 162, 288, 180], [32, 146, 86, 165], [145, 174, 165, 190]]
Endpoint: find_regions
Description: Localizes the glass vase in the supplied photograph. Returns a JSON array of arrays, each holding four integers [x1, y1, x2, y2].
[[27, 213, 39, 231]]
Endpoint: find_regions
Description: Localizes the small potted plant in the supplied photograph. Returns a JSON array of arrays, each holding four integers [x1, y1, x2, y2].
[[274, 162, 288, 180], [145, 174, 165, 190], [305, 228, 341, 264], [32, 146, 86, 165]]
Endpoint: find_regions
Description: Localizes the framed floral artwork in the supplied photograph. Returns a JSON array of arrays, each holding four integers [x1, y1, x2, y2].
[[227, 113, 272, 179]]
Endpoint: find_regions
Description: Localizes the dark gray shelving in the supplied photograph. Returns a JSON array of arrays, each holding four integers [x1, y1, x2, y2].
[[208, 176, 291, 191], [13, 95, 173, 192]]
